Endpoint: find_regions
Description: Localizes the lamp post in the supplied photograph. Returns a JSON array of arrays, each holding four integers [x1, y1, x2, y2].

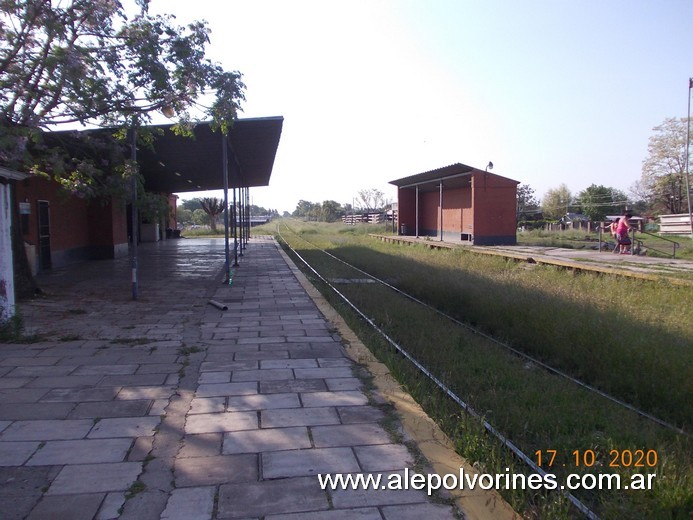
[[485, 161, 494, 172], [129, 120, 138, 301], [685, 77, 693, 242]]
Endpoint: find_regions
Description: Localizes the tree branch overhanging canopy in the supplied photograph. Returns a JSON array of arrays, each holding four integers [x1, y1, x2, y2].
[[1, 0, 246, 170]]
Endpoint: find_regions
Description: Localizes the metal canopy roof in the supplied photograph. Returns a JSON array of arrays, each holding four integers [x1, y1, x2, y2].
[[389, 162, 518, 192], [138, 116, 284, 193]]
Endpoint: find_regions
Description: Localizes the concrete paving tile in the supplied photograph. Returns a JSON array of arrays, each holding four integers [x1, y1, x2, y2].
[[26, 438, 132, 465], [0, 441, 41, 466], [0, 377, 32, 389], [88, 416, 161, 438], [259, 378, 327, 394], [175, 454, 257, 486], [0, 421, 9, 432], [330, 471, 428, 509], [96, 492, 127, 520], [25, 375, 103, 388], [312, 424, 392, 448], [178, 433, 223, 458], [354, 444, 414, 472], [46, 462, 142, 495], [326, 378, 363, 391], [234, 350, 289, 361], [149, 398, 169, 415], [301, 391, 369, 408], [223, 427, 311, 454], [260, 359, 318, 369], [317, 358, 353, 368], [200, 360, 259, 371], [40, 387, 120, 402], [128, 436, 154, 462], [267, 508, 382, 520], [185, 411, 257, 434], [295, 368, 354, 379], [26, 493, 105, 520], [381, 502, 458, 519], [0, 402, 75, 421], [263, 447, 360, 478], [189, 397, 226, 415], [7, 366, 76, 377], [217, 477, 329, 519], [71, 364, 139, 375], [0, 388, 50, 403], [231, 368, 294, 382], [198, 371, 231, 384], [0, 356, 62, 366], [288, 336, 335, 343], [136, 363, 182, 374], [289, 347, 344, 359], [337, 406, 387, 424], [195, 382, 258, 398], [117, 385, 176, 400], [161, 486, 215, 520], [226, 393, 300, 412], [0, 419, 93, 441], [69, 400, 152, 419], [261, 407, 340, 428], [237, 336, 287, 345], [99, 374, 168, 386]]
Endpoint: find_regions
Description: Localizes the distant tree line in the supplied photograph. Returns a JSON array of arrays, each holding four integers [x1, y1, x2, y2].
[[176, 197, 279, 228], [292, 189, 390, 222], [520, 116, 691, 226]]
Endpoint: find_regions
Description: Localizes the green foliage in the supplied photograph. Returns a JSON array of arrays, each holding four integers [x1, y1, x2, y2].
[[0, 0, 245, 199], [541, 183, 574, 219], [639, 117, 691, 214], [574, 184, 630, 221]]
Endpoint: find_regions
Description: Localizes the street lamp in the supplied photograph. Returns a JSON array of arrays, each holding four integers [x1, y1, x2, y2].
[[485, 161, 494, 172]]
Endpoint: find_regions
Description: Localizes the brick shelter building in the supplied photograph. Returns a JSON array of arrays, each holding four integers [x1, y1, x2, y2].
[[10, 117, 283, 274], [390, 163, 519, 245]]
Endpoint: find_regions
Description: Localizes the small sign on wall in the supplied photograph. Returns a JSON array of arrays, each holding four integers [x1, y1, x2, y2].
[[19, 202, 31, 215]]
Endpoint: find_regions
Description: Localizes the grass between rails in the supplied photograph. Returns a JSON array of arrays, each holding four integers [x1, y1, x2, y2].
[[274, 220, 692, 520]]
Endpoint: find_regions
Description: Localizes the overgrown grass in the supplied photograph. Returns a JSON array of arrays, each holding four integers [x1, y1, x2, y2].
[[277, 220, 692, 520]]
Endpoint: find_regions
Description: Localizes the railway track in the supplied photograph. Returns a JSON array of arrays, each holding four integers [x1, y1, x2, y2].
[[275, 222, 689, 520]]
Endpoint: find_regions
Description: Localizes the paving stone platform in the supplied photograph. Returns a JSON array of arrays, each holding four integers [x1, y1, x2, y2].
[[1, 237, 462, 519]]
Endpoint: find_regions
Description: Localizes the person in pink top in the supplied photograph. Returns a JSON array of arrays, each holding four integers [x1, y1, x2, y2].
[[616, 212, 633, 254]]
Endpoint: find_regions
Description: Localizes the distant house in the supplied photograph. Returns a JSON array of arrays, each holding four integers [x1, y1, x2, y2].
[[390, 163, 519, 245]]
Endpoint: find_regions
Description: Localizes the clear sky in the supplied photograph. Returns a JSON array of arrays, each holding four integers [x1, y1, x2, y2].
[[150, 0, 693, 214]]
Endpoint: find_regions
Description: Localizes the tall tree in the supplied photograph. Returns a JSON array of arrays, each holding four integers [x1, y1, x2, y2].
[[639, 117, 691, 214], [575, 184, 630, 222], [1, 0, 245, 184], [516, 183, 540, 221], [320, 200, 343, 222], [357, 188, 385, 213], [541, 184, 573, 220], [199, 197, 223, 232]]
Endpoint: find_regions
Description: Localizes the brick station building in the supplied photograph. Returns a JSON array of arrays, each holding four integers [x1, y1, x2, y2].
[[390, 163, 519, 245]]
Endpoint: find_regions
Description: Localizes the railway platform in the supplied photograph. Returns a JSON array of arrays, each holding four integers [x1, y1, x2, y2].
[[1, 237, 515, 520]]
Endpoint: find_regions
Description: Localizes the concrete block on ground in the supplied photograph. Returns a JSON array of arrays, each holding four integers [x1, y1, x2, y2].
[[26, 493, 105, 520], [26, 438, 132, 466], [381, 503, 459, 519], [301, 391, 368, 408], [311, 423, 392, 448], [217, 477, 329, 519], [261, 407, 340, 428], [354, 444, 414, 472], [263, 447, 360, 478], [88, 416, 161, 438], [0, 441, 41, 466], [0, 419, 93, 441], [226, 393, 300, 412], [174, 454, 257, 486], [223, 426, 311, 454], [185, 411, 257, 434], [195, 382, 257, 398], [161, 486, 216, 520], [46, 462, 142, 495]]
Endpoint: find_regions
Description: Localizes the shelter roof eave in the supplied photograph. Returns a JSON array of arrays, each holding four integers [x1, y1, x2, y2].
[[389, 162, 520, 191]]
